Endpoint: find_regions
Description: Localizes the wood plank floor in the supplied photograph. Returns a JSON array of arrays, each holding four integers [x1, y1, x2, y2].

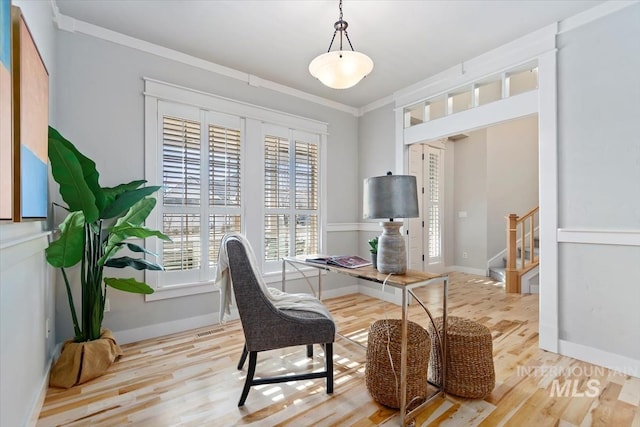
[[37, 272, 640, 426]]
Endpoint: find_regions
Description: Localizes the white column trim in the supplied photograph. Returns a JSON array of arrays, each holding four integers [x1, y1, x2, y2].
[[537, 49, 559, 352]]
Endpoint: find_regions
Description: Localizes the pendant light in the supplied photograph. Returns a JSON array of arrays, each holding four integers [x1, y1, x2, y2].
[[309, 0, 374, 89]]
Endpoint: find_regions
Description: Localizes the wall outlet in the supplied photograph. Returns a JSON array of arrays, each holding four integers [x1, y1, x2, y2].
[[104, 298, 110, 313], [462, 252, 468, 259], [45, 318, 50, 339]]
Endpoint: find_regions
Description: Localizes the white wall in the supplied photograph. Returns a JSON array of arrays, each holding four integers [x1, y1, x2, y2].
[[356, 103, 396, 254], [0, 2, 57, 426], [54, 29, 361, 342], [448, 115, 538, 270], [556, 3, 640, 365], [486, 115, 539, 257], [453, 130, 488, 268]]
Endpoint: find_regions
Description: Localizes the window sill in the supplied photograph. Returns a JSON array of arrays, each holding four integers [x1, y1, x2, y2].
[[145, 281, 218, 301]]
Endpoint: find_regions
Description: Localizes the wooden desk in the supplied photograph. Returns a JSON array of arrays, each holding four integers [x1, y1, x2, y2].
[[282, 256, 448, 427]]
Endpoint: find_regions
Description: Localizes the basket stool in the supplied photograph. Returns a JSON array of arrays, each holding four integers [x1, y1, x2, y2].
[[427, 316, 495, 398], [365, 319, 430, 409]]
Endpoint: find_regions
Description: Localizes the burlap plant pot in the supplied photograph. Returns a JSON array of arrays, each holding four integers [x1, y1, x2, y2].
[[49, 329, 123, 388]]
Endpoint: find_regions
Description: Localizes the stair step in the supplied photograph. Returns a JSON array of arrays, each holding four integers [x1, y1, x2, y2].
[[502, 252, 540, 267], [489, 267, 506, 282]]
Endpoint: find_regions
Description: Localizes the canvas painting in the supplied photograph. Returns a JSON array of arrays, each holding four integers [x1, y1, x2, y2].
[[12, 6, 48, 220], [0, 0, 11, 220]]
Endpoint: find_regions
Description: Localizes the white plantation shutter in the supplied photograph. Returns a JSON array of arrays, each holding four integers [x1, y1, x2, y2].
[[264, 136, 290, 210], [294, 141, 318, 256], [162, 115, 202, 272], [162, 116, 201, 206], [154, 105, 243, 285], [295, 213, 318, 256], [208, 121, 242, 267], [264, 130, 319, 265], [209, 125, 241, 208], [209, 213, 241, 268], [162, 213, 201, 271], [264, 135, 291, 261], [427, 148, 443, 263]]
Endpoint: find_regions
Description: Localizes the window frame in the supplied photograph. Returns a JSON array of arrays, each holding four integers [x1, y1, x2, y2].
[[143, 78, 327, 300], [262, 125, 321, 273]]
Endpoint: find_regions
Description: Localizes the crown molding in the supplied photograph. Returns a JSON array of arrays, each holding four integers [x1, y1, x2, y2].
[[51, 7, 360, 117], [558, 0, 639, 34]]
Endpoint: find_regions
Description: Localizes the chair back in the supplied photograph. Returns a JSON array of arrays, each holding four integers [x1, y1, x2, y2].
[[224, 238, 282, 350]]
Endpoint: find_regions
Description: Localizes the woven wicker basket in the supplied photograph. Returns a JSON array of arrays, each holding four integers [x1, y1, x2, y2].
[[428, 316, 495, 398], [365, 319, 430, 409]]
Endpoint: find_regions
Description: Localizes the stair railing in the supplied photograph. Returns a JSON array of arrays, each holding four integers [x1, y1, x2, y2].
[[505, 206, 539, 293]]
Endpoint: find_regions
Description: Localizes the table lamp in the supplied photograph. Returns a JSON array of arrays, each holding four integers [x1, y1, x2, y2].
[[363, 172, 419, 274]]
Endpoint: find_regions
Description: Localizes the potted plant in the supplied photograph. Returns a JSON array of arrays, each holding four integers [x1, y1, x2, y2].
[[46, 126, 170, 388], [368, 236, 378, 269]]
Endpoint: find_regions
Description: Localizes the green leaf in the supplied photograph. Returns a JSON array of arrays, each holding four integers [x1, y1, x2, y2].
[[115, 242, 158, 257], [49, 127, 105, 213], [100, 186, 161, 219], [48, 136, 99, 223], [105, 256, 164, 270], [111, 223, 171, 242], [104, 277, 154, 294], [116, 198, 156, 227], [100, 222, 170, 266], [102, 180, 147, 210], [45, 212, 85, 268]]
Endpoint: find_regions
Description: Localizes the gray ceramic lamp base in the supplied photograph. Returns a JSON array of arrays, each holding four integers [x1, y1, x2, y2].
[[376, 221, 407, 274]]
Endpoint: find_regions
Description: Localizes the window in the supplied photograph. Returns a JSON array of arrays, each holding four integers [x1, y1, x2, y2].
[[263, 127, 320, 272], [144, 79, 326, 298], [427, 147, 443, 263]]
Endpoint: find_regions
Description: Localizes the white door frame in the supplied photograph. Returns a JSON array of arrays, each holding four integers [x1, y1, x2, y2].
[[393, 26, 559, 352]]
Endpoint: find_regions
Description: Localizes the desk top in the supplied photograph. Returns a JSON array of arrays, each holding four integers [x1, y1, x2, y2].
[[283, 255, 447, 288]]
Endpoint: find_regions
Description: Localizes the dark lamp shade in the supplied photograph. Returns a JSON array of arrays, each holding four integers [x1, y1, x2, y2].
[[363, 175, 419, 220]]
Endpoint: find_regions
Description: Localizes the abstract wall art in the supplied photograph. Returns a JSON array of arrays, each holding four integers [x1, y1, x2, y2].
[[11, 5, 48, 221], [0, 0, 12, 220]]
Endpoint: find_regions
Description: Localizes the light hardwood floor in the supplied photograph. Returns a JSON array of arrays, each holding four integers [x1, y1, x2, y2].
[[37, 272, 640, 426]]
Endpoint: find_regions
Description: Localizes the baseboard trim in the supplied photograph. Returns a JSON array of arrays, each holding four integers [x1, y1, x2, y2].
[[114, 285, 357, 345], [447, 265, 488, 276], [113, 313, 223, 345], [321, 285, 359, 300], [558, 339, 640, 378], [358, 282, 402, 305], [29, 343, 62, 427]]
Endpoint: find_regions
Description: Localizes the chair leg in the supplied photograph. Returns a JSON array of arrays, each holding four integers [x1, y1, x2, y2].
[[238, 351, 257, 407], [307, 344, 313, 358], [237, 344, 248, 370], [325, 343, 333, 394]]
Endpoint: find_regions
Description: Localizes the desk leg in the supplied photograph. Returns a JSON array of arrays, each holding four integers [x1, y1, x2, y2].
[[400, 288, 408, 426], [442, 276, 448, 394]]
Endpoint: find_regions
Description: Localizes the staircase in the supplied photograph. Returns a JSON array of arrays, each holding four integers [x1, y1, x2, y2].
[[488, 206, 540, 293], [489, 237, 539, 284]]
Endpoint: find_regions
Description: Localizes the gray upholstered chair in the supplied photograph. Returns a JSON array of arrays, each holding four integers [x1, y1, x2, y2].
[[225, 237, 335, 406]]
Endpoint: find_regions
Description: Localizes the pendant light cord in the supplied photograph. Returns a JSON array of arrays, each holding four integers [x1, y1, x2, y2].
[[326, 0, 356, 54]]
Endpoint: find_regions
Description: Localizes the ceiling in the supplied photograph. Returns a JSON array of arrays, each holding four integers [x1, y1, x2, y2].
[[55, 0, 604, 108]]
